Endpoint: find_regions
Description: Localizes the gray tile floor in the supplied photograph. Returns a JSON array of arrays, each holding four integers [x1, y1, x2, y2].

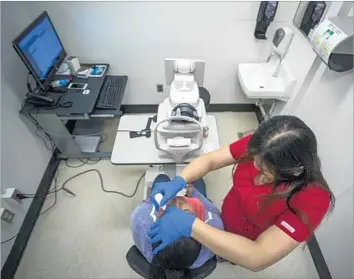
[[15, 112, 319, 279]]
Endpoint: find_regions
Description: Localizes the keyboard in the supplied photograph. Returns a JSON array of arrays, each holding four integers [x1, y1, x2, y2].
[[46, 92, 62, 102], [96, 76, 124, 109]]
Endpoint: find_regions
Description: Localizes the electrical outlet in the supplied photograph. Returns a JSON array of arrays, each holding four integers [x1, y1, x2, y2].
[[2, 188, 22, 203], [0, 208, 15, 224], [156, 84, 164, 93]]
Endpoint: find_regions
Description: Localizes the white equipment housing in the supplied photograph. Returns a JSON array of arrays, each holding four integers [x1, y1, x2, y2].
[[156, 59, 208, 163], [272, 27, 294, 58]]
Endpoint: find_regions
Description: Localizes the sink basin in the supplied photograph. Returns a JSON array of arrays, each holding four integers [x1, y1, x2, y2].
[[238, 62, 296, 101]]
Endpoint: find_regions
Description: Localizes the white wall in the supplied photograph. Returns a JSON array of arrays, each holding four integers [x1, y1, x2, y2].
[[296, 65, 353, 279], [21, 1, 299, 105], [270, 1, 347, 116], [0, 2, 53, 268], [279, 2, 354, 277]]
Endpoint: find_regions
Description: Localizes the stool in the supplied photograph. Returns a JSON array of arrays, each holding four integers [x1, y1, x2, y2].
[[126, 246, 217, 279]]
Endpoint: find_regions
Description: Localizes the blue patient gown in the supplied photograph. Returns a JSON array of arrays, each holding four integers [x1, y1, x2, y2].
[[130, 189, 224, 269]]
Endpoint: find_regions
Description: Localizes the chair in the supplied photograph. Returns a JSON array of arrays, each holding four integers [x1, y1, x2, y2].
[[199, 87, 210, 109], [126, 245, 217, 279]]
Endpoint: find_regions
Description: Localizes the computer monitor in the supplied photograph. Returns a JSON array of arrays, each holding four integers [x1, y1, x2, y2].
[[12, 11, 67, 90]]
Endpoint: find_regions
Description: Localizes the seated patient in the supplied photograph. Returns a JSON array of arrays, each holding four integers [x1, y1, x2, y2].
[[131, 175, 224, 279]]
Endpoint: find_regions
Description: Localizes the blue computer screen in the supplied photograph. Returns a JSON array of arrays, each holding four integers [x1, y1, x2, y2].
[[18, 16, 62, 80]]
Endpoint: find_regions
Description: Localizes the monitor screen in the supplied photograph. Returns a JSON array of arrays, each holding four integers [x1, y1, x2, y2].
[[13, 12, 66, 89]]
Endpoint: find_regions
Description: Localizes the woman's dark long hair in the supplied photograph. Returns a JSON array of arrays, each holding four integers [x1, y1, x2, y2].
[[149, 237, 201, 279], [235, 115, 335, 233]]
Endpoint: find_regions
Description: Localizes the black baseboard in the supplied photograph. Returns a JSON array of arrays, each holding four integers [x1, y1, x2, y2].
[[308, 235, 332, 279], [121, 104, 159, 114], [1, 154, 60, 279], [121, 103, 261, 114], [121, 103, 265, 125], [207, 103, 256, 112]]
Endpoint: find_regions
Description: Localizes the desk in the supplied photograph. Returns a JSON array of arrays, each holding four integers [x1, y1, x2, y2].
[[19, 64, 128, 158], [111, 114, 220, 165]]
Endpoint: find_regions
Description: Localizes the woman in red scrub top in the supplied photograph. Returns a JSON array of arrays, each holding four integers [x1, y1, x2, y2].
[[148, 115, 335, 271]]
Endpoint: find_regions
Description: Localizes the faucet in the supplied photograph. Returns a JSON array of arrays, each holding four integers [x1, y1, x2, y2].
[[267, 51, 282, 62], [267, 51, 283, 77]]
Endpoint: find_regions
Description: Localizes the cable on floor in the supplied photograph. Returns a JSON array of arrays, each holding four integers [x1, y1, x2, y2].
[[39, 168, 60, 216], [1, 169, 60, 244], [19, 158, 102, 197], [3, 167, 145, 244], [19, 168, 145, 199], [60, 169, 145, 198], [65, 157, 102, 168], [1, 234, 19, 245], [99, 133, 108, 144]]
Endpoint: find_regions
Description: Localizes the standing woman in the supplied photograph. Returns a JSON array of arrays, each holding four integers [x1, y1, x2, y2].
[[149, 115, 335, 271]]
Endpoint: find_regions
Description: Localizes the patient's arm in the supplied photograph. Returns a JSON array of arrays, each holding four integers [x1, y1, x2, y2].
[[130, 201, 154, 263], [188, 188, 224, 269], [187, 186, 221, 215]]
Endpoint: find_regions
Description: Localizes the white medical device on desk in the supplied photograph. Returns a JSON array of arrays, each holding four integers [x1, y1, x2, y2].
[[163, 59, 207, 128], [111, 59, 219, 200], [156, 59, 208, 162], [154, 115, 204, 164]]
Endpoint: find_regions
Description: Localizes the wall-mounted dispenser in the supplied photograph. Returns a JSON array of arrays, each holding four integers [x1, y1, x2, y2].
[[272, 28, 294, 58], [311, 16, 353, 72], [300, 1, 327, 36], [254, 1, 278, 40]]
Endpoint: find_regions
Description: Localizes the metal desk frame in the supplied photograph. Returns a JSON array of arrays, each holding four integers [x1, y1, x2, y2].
[[20, 64, 127, 159]]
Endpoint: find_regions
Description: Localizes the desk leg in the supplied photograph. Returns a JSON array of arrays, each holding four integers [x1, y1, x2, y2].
[[36, 114, 82, 158]]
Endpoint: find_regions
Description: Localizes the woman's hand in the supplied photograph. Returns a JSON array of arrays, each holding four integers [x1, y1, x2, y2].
[[147, 206, 196, 254], [150, 176, 186, 208]]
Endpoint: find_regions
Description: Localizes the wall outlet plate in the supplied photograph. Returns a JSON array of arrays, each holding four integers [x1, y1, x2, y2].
[[2, 188, 22, 203], [0, 208, 15, 224], [156, 84, 164, 93]]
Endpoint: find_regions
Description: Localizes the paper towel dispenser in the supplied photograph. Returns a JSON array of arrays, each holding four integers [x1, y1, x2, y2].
[[300, 1, 327, 36], [311, 16, 353, 72]]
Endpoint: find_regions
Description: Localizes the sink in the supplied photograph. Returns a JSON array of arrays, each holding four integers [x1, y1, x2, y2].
[[238, 62, 296, 101]]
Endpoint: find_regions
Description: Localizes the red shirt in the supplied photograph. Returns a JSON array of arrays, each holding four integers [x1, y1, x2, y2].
[[221, 135, 330, 242]]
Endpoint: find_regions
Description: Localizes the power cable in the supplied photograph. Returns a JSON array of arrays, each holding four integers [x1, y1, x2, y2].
[[60, 169, 145, 198], [1, 169, 60, 244], [38, 168, 60, 216], [65, 157, 102, 168], [2, 164, 145, 244], [1, 234, 19, 245]]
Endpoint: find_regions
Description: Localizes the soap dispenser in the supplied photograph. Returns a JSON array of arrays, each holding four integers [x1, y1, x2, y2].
[[254, 1, 278, 40]]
